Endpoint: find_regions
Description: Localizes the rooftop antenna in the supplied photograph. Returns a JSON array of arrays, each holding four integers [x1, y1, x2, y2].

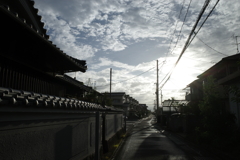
[[110, 68, 112, 100], [87, 78, 91, 86], [235, 36, 240, 53]]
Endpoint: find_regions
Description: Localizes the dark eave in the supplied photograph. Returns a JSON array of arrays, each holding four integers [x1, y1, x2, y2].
[[56, 75, 92, 92], [0, 5, 87, 73], [186, 79, 202, 88]]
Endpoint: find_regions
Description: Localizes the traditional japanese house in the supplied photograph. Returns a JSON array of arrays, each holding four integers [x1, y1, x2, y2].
[[0, 0, 88, 98], [0, 1, 124, 159]]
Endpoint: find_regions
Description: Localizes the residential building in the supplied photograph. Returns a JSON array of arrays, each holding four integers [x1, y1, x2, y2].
[[103, 92, 147, 118], [0, 0, 90, 98], [185, 79, 203, 102], [0, 1, 124, 159], [103, 92, 129, 114], [162, 100, 188, 115], [186, 53, 240, 127]]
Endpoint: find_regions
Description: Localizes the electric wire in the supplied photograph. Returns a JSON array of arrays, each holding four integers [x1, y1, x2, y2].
[[167, 0, 186, 57], [159, 0, 213, 89], [196, 36, 229, 56], [159, 0, 192, 87], [187, 0, 220, 48], [183, 55, 217, 64], [96, 60, 167, 88], [113, 67, 155, 85], [169, 0, 193, 55], [96, 66, 155, 88]]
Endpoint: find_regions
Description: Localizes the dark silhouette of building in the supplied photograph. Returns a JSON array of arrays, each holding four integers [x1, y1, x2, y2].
[[0, 1, 124, 159]]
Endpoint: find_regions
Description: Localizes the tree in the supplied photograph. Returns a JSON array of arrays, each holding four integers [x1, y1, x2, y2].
[[196, 76, 236, 147]]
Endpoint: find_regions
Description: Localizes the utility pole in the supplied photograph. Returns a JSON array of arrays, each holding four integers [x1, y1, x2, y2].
[[160, 90, 163, 113], [110, 68, 112, 100], [156, 60, 159, 115]]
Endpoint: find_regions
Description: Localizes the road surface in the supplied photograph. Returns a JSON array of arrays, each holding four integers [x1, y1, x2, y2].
[[113, 115, 218, 160]]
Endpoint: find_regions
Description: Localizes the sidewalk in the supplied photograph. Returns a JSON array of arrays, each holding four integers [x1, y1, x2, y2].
[[110, 119, 139, 160]]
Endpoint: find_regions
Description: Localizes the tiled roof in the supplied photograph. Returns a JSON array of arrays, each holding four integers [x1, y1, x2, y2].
[[30, 0, 49, 39], [0, 87, 116, 111], [0, 3, 87, 73], [162, 100, 189, 107], [1, 1, 49, 39]]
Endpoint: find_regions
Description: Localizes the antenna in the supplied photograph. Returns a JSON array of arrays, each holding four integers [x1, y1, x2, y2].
[[235, 36, 240, 53], [110, 68, 112, 100], [87, 78, 91, 86]]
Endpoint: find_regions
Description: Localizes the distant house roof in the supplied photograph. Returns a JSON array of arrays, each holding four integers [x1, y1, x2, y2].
[[162, 100, 188, 107], [0, 1, 87, 73], [103, 92, 126, 97]]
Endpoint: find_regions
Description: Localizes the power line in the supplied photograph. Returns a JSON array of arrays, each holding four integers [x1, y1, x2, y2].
[[159, 0, 192, 88], [183, 55, 217, 64], [187, 0, 220, 48], [196, 36, 229, 56], [114, 67, 155, 84], [160, 0, 214, 89], [96, 60, 168, 88], [169, 0, 193, 55], [167, 0, 186, 57], [96, 66, 156, 88]]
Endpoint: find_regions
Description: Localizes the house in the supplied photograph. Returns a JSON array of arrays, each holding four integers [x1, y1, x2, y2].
[[185, 79, 203, 102], [103, 92, 130, 115], [0, 0, 89, 98], [162, 99, 188, 115], [186, 53, 240, 127], [103, 92, 147, 118], [0, 1, 124, 159]]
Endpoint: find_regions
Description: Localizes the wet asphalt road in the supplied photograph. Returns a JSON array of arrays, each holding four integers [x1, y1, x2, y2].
[[114, 115, 218, 160]]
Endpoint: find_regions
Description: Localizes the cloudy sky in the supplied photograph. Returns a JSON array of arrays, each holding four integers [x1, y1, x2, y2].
[[34, 0, 240, 110]]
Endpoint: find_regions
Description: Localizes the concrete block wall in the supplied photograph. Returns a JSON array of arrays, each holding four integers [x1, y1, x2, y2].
[[0, 106, 123, 160], [105, 114, 124, 140]]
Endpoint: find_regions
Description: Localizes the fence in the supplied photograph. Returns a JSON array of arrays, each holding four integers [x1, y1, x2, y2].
[[0, 87, 124, 160]]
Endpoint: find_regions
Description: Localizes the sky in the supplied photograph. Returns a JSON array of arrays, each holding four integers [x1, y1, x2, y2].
[[34, 0, 240, 111]]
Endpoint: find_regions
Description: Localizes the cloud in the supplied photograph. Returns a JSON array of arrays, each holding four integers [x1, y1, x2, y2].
[[91, 57, 135, 70], [35, 0, 178, 55], [35, 0, 240, 111]]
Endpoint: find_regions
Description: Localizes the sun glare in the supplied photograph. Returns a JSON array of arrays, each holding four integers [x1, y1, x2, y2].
[[161, 56, 198, 90]]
